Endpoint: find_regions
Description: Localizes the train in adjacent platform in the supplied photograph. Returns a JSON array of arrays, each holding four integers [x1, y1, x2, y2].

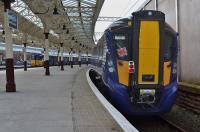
[[0, 43, 90, 67], [91, 10, 178, 115]]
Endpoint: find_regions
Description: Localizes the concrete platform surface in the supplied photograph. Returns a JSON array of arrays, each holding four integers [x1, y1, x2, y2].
[[0, 66, 122, 132]]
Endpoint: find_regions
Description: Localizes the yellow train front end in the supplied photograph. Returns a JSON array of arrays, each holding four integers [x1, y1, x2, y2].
[[31, 54, 44, 67]]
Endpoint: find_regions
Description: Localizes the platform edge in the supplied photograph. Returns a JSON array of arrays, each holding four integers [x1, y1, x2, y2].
[[86, 68, 139, 132]]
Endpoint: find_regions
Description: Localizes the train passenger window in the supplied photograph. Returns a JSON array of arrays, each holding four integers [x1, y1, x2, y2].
[[113, 32, 129, 60]]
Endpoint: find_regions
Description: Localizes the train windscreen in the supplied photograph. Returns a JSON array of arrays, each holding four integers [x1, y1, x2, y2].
[[164, 33, 176, 61]]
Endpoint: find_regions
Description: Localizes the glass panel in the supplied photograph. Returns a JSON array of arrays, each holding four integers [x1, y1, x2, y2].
[[164, 33, 174, 61]]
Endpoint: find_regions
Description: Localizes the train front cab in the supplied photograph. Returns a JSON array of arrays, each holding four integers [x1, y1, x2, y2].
[[109, 11, 178, 115], [31, 54, 43, 67]]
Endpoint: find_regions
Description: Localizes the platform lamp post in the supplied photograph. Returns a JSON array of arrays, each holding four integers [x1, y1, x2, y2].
[[43, 47, 46, 68], [78, 43, 82, 67], [57, 47, 60, 66], [60, 43, 64, 71], [22, 34, 28, 71], [86, 49, 89, 66], [44, 32, 50, 75], [78, 50, 81, 67], [3, 0, 16, 92]]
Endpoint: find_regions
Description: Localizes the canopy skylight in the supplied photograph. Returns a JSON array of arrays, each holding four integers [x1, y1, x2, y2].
[[11, 0, 43, 28]]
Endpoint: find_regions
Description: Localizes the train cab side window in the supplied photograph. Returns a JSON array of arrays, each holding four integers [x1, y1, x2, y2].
[[164, 33, 174, 61]]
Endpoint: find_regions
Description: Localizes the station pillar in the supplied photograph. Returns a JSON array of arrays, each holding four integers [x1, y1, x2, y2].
[[57, 49, 60, 66], [86, 51, 89, 66], [4, 0, 16, 92], [78, 50, 81, 67], [70, 48, 73, 68], [0, 53, 3, 65], [60, 43, 64, 71], [23, 43, 27, 71], [43, 48, 46, 68], [44, 33, 50, 76]]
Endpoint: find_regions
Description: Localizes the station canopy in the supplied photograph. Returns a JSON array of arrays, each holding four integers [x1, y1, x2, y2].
[[0, 0, 104, 52]]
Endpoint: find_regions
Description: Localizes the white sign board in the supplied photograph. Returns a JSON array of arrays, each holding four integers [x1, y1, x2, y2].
[[7, 9, 18, 30]]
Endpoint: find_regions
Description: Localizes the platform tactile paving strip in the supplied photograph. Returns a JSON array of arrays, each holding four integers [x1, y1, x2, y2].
[[71, 68, 123, 132]]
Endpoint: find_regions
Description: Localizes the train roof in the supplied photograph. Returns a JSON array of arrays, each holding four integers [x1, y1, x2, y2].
[[97, 11, 177, 45], [106, 17, 131, 32], [104, 17, 176, 35]]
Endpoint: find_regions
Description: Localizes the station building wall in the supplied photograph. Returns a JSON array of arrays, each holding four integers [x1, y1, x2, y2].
[[144, 0, 200, 83], [178, 0, 200, 83]]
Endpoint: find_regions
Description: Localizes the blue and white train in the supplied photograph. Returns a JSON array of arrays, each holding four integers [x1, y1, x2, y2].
[[91, 10, 178, 115]]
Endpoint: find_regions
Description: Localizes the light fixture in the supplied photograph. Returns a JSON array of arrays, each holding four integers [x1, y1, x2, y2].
[[63, 24, 66, 30], [31, 41, 34, 46], [2, 30, 5, 38], [53, 6, 59, 15], [66, 29, 69, 34], [148, 11, 153, 16]]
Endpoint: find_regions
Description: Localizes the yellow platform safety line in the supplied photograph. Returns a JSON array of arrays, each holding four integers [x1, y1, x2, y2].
[[163, 61, 171, 86], [138, 21, 160, 84], [117, 60, 129, 86]]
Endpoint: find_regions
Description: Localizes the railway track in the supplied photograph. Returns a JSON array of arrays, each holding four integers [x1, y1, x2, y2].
[[128, 116, 186, 132], [159, 116, 186, 132], [177, 84, 200, 113]]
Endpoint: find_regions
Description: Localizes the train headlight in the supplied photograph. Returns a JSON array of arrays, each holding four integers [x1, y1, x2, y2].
[[108, 60, 114, 73], [108, 67, 114, 73], [128, 21, 132, 27], [172, 62, 177, 74], [148, 11, 153, 16]]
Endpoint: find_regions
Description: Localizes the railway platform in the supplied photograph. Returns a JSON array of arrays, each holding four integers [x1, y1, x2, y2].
[[0, 66, 122, 132], [0, 65, 31, 70]]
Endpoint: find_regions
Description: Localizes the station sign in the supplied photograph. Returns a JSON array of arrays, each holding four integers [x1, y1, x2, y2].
[[7, 9, 18, 30]]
